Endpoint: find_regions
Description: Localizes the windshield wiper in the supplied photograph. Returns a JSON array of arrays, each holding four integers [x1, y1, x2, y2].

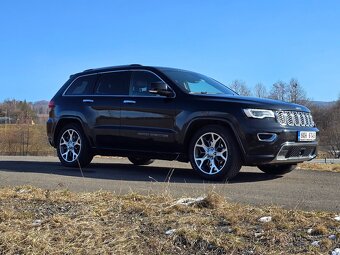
[[190, 91, 208, 94]]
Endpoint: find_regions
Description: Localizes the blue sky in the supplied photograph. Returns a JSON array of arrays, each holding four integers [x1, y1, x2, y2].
[[0, 0, 339, 102]]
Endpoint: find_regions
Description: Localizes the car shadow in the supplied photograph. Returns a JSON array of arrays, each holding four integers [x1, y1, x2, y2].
[[0, 160, 282, 184]]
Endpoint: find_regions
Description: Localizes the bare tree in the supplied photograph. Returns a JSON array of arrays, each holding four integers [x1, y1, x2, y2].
[[288, 78, 307, 104], [269, 81, 287, 101], [326, 99, 340, 158], [254, 83, 267, 98], [230, 80, 252, 96]]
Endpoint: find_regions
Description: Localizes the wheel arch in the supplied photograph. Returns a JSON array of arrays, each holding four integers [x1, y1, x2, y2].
[[183, 118, 246, 161], [54, 117, 93, 147]]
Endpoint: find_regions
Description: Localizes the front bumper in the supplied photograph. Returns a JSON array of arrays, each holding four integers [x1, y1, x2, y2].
[[270, 142, 317, 163], [241, 125, 319, 165]]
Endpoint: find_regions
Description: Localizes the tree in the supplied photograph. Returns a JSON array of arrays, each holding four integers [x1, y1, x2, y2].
[[325, 99, 340, 158], [287, 78, 307, 104], [268, 81, 287, 101], [254, 83, 267, 98], [230, 80, 252, 96], [0, 99, 37, 124]]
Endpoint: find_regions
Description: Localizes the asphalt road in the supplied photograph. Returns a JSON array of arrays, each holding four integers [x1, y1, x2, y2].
[[0, 156, 339, 212]]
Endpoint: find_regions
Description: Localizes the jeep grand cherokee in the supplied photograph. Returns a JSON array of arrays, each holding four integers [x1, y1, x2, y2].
[[47, 64, 318, 180]]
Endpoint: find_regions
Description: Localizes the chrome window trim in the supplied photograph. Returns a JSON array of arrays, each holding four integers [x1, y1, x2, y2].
[[62, 73, 99, 96], [62, 69, 176, 98]]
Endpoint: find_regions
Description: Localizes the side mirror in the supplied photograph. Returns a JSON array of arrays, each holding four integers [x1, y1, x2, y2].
[[149, 82, 174, 97]]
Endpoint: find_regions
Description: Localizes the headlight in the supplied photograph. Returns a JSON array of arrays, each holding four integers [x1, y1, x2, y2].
[[243, 109, 275, 119]]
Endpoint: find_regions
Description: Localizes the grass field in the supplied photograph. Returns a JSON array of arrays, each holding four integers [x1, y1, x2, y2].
[[298, 162, 340, 173], [0, 124, 54, 156], [0, 186, 339, 254]]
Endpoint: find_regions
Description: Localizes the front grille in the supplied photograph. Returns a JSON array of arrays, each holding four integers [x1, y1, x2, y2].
[[276, 111, 315, 127]]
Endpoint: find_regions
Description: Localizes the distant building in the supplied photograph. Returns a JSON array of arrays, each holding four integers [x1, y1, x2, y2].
[[0, 117, 12, 124]]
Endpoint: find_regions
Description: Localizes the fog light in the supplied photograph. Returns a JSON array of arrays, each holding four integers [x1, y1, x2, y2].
[[257, 133, 277, 142]]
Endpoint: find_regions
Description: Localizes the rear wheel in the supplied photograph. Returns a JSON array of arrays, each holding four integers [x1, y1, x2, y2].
[[56, 123, 93, 167], [128, 156, 154, 166], [189, 125, 242, 181], [258, 164, 296, 175]]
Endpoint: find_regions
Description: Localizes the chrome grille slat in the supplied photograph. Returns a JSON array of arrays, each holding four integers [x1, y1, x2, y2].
[[276, 111, 315, 127], [287, 111, 294, 126]]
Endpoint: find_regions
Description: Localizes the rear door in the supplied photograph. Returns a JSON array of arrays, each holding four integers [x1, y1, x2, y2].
[[90, 71, 131, 148], [120, 70, 177, 152]]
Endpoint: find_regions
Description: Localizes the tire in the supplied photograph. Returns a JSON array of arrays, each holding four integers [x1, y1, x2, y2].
[[188, 125, 242, 181], [258, 164, 296, 175], [56, 123, 93, 168], [128, 156, 154, 166]]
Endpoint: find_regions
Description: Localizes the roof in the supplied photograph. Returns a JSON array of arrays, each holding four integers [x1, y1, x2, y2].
[[71, 64, 190, 77]]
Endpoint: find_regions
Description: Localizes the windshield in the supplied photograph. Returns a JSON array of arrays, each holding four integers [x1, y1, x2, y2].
[[161, 69, 235, 95]]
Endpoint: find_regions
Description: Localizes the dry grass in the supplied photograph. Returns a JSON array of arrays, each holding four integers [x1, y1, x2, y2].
[[0, 186, 339, 255], [298, 162, 340, 172], [0, 124, 55, 156]]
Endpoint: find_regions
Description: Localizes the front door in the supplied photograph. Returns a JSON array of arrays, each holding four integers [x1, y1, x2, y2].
[[120, 70, 177, 152]]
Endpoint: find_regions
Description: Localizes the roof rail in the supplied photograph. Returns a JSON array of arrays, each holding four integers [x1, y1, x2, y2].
[[82, 68, 94, 72]]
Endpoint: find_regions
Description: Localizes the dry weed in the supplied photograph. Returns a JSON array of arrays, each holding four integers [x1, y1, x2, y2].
[[298, 162, 340, 172], [0, 186, 339, 255]]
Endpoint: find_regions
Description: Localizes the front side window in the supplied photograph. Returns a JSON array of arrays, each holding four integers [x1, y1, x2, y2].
[[130, 71, 162, 96], [95, 71, 131, 95], [65, 75, 97, 95], [161, 69, 235, 95]]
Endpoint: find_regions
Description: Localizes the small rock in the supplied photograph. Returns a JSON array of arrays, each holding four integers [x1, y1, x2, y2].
[[17, 189, 29, 194], [254, 232, 264, 238], [175, 197, 205, 206], [332, 248, 340, 255], [334, 215, 340, 221], [307, 228, 313, 234], [328, 234, 336, 240], [220, 226, 233, 233], [311, 241, 319, 247], [32, 219, 42, 226], [165, 229, 176, 235], [259, 216, 272, 223]]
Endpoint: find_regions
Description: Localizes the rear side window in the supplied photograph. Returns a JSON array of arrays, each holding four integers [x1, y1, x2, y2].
[[95, 71, 131, 95], [65, 75, 97, 95]]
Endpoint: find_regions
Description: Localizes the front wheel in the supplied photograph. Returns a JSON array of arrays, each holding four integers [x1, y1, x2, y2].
[[189, 125, 242, 181], [57, 123, 93, 168], [258, 164, 296, 175], [128, 156, 154, 166]]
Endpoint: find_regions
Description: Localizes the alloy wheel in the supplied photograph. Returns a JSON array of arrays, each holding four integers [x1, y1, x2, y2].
[[59, 128, 81, 163], [193, 132, 228, 175]]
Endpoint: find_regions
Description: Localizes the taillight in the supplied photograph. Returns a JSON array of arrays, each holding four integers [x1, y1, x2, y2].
[[48, 100, 55, 109]]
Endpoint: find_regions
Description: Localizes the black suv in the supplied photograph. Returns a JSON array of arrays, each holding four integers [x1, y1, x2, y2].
[[47, 64, 318, 180]]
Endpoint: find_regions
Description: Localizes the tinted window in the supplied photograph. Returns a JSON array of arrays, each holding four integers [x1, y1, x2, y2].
[[130, 71, 162, 96], [95, 71, 131, 95], [65, 75, 96, 95], [161, 69, 235, 95]]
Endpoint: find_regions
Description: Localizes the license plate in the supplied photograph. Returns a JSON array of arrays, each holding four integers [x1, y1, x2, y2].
[[298, 131, 316, 141]]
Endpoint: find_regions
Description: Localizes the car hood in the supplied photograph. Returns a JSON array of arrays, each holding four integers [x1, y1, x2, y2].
[[198, 94, 310, 112]]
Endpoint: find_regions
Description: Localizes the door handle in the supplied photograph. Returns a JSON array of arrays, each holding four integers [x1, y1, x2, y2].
[[123, 100, 136, 104], [83, 99, 94, 103]]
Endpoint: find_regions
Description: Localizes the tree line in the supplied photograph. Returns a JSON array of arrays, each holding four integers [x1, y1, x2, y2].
[[229, 78, 307, 104], [0, 99, 49, 124]]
